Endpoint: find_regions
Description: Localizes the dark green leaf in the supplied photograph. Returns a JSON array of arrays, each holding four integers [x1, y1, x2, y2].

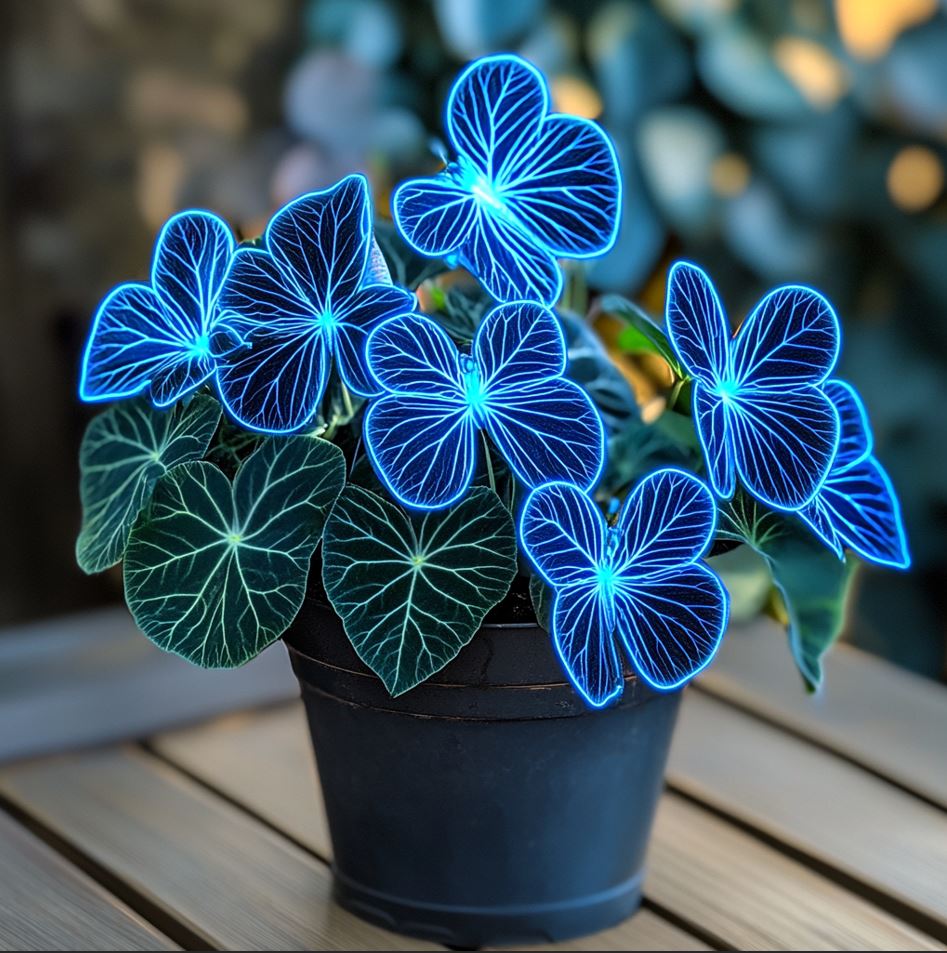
[[205, 418, 262, 478], [718, 492, 856, 689], [529, 573, 551, 631], [374, 219, 448, 290], [76, 396, 221, 574], [559, 310, 639, 436], [601, 412, 702, 496], [431, 283, 491, 343], [322, 485, 518, 695], [124, 437, 345, 667], [604, 294, 686, 378]]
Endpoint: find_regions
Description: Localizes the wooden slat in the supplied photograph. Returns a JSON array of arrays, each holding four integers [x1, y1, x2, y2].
[[497, 908, 709, 951], [0, 748, 436, 951], [650, 796, 942, 951], [700, 620, 947, 808], [155, 702, 940, 950], [153, 705, 331, 856], [154, 706, 703, 952], [0, 607, 297, 764], [0, 809, 176, 951], [670, 692, 947, 938]]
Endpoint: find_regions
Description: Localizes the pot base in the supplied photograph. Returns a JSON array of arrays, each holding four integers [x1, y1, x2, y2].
[[332, 865, 644, 947]]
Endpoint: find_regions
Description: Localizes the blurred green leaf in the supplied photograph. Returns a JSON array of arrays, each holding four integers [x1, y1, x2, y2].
[[559, 309, 640, 436], [708, 543, 772, 623], [718, 491, 857, 690], [603, 294, 686, 378]]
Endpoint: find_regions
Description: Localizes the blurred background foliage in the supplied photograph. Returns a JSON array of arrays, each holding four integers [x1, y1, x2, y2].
[[2, 0, 944, 679]]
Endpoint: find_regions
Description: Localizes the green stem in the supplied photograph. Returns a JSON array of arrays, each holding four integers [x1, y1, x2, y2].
[[482, 433, 497, 495], [668, 377, 685, 413], [341, 382, 354, 420]]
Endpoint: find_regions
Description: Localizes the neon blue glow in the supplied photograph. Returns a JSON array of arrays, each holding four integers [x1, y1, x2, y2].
[[799, 380, 911, 569], [392, 54, 621, 307], [520, 469, 730, 707], [80, 210, 235, 407], [665, 260, 842, 512], [364, 300, 606, 510], [212, 175, 416, 434]]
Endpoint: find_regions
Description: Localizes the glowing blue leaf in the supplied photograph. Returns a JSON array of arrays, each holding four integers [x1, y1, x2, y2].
[[613, 467, 718, 573], [800, 380, 910, 569], [364, 301, 605, 509], [81, 210, 234, 407], [474, 296, 565, 387], [392, 54, 620, 306], [213, 175, 415, 434], [665, 261, 841, 510], [520, 481, 605, 590], [392, 179, 477, 256], [732, 285, 840, 388], [553, 583, 622, 708], [728, 386, 840, 511], [824, 379, 872, 468], [366, 312, 463, 395], [152, 211, 235, 337], [460, 208, 564, 307], [615, 565, 728, 691], [483, 378, 604, 491], [365, 395, 477, 510], [665, 260, 729, 385], [693, 382, 735, 498], [520, 468, 728, 706]]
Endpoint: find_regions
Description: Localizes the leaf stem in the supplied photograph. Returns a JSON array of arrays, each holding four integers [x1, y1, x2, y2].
[[482, 432, 496, 495], [341, 382, 354, 419]]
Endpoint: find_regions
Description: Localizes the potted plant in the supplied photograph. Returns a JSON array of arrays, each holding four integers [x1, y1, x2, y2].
[[75, 54, 909, 947]]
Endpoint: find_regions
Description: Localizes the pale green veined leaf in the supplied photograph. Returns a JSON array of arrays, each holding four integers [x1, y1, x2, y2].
[[322, 484, 517, 695], [124, 436, 345, 667], [76, 395, 221, 574]]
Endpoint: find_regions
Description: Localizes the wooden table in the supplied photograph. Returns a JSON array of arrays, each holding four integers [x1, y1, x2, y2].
[[1, 615, 945, 951]]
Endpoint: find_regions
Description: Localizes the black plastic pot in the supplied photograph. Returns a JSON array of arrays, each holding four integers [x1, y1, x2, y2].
[[283, 595, 682, 948]]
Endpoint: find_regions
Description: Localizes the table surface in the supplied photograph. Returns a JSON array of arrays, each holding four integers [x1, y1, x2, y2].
[[1, 613, 945, 952]]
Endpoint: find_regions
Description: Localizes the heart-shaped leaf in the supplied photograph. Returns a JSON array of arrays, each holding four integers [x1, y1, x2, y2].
[[322, 484, 517, 695], [124, 436, 345, 667], [76, 395, 221, 574], [718, 491, 856, 689]]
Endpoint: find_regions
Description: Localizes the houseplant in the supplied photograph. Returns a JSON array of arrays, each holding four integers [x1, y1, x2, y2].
[[75, 54, 909, 946]]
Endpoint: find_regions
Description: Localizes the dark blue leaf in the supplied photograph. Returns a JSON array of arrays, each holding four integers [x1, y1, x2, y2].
[[364, 302, 605, 509], [392, 54, 620, 305], [81, 210, 234, 406], [614, 564, 728, 691], [519, 469, 727, 704], [665, 262, 842, 509], [553, 583, 622, 708]]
